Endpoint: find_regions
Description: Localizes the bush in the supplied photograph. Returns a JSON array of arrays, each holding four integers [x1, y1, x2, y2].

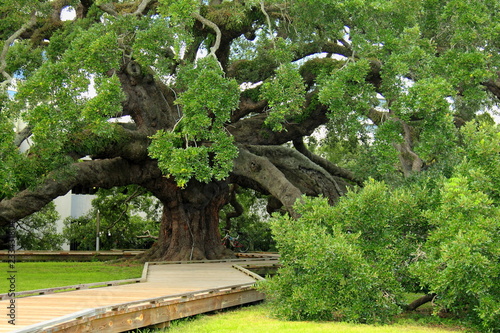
[[261, 122, 500, 331], [15, 203, 65, 250], [410, 176, 500, 331], [260, 192, 406, 324], [408, 122, 500, 332]]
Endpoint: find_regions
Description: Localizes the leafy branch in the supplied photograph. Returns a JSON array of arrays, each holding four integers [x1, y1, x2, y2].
[[103, 187, 147, 233], [1, 13, 37, 90]]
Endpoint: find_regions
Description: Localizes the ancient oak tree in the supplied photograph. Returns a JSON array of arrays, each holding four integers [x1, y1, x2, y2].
[[1, 0, 499, 260]]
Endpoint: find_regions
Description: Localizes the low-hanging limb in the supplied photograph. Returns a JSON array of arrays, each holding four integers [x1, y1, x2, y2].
[[232, 144, 352, 216], [244, 144, 350, 201], [405, 293, 437, 311], [293, 138, 363, 187], [0, 158, 161, 227], [231, 146, 303, 218]]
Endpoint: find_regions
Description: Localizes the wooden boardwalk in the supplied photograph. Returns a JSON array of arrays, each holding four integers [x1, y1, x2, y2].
[[0, 258, 277, 332]]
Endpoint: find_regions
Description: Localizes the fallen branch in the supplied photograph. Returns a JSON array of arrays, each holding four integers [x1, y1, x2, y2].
[[406, 293, 437, 311]]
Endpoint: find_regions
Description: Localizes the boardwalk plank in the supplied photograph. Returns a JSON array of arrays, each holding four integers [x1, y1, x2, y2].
[[0, 259, 274, 332]]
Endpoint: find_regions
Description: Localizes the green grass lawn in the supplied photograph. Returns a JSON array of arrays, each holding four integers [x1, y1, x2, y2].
[[140, 303, 470, 333], [1, 261, 143, 292]]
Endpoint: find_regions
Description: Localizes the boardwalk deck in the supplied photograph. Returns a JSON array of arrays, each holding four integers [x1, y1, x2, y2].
[[0, 259, 275, 332]]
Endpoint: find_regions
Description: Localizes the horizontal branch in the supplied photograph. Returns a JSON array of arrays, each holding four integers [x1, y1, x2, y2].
[[229, 92, 329, 145], [232, 97, 267, 123], [406, 293, 436, 311], [232, 146, 302, 217], [0, 158, 161, 226], [97, 3, 119, 17], [293, 138, 363, 186]]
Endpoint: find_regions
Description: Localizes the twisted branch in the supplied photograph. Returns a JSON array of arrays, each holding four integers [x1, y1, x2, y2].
[[1, 13, 37, 90], [133, 0, 154, 16], [191, 12, 222, 63]]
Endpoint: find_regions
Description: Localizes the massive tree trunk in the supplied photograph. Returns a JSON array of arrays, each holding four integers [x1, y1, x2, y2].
[[0, 3, 362, 262], [138, 178, 233, 261], [0, 57, 356, 262]]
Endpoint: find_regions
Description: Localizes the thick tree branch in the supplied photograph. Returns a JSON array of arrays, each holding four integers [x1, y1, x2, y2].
[[293, 138, 363, 186], [295, 40, 354, 61], [97, 3, 119, 17], [90, 127, 151, 162], [14, 126, 32, 148], [367, 108, 424, 177], [392, 120, 424, 177], [406, 293, 437, 311], [99, 0, 155, 17], [232, 96, 267, 122], [482, 75, 500, 101], [117, 70, 177, 133], [232, 143, 352, 217], [232, 147, 302, 217], [229, 92, 329, 145], [227, 40, 353, 84], [245, 145, 349, 200], [133, 0, 154, 16], [367, 108, 390, 126], [0, 158, 161, 227]]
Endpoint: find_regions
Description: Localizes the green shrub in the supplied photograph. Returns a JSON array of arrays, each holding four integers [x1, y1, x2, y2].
[[15, 202, 65, 250], [410, 176, 500, 331], [260, 193, 404, 324], [261, 122, 500, 330]]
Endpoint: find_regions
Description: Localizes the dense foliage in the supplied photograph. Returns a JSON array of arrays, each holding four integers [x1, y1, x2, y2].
[[63, 186, 161, 250], [1, 0, 499, 329], [15, 203, 65, 250], [263, 122, 500, 330]]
